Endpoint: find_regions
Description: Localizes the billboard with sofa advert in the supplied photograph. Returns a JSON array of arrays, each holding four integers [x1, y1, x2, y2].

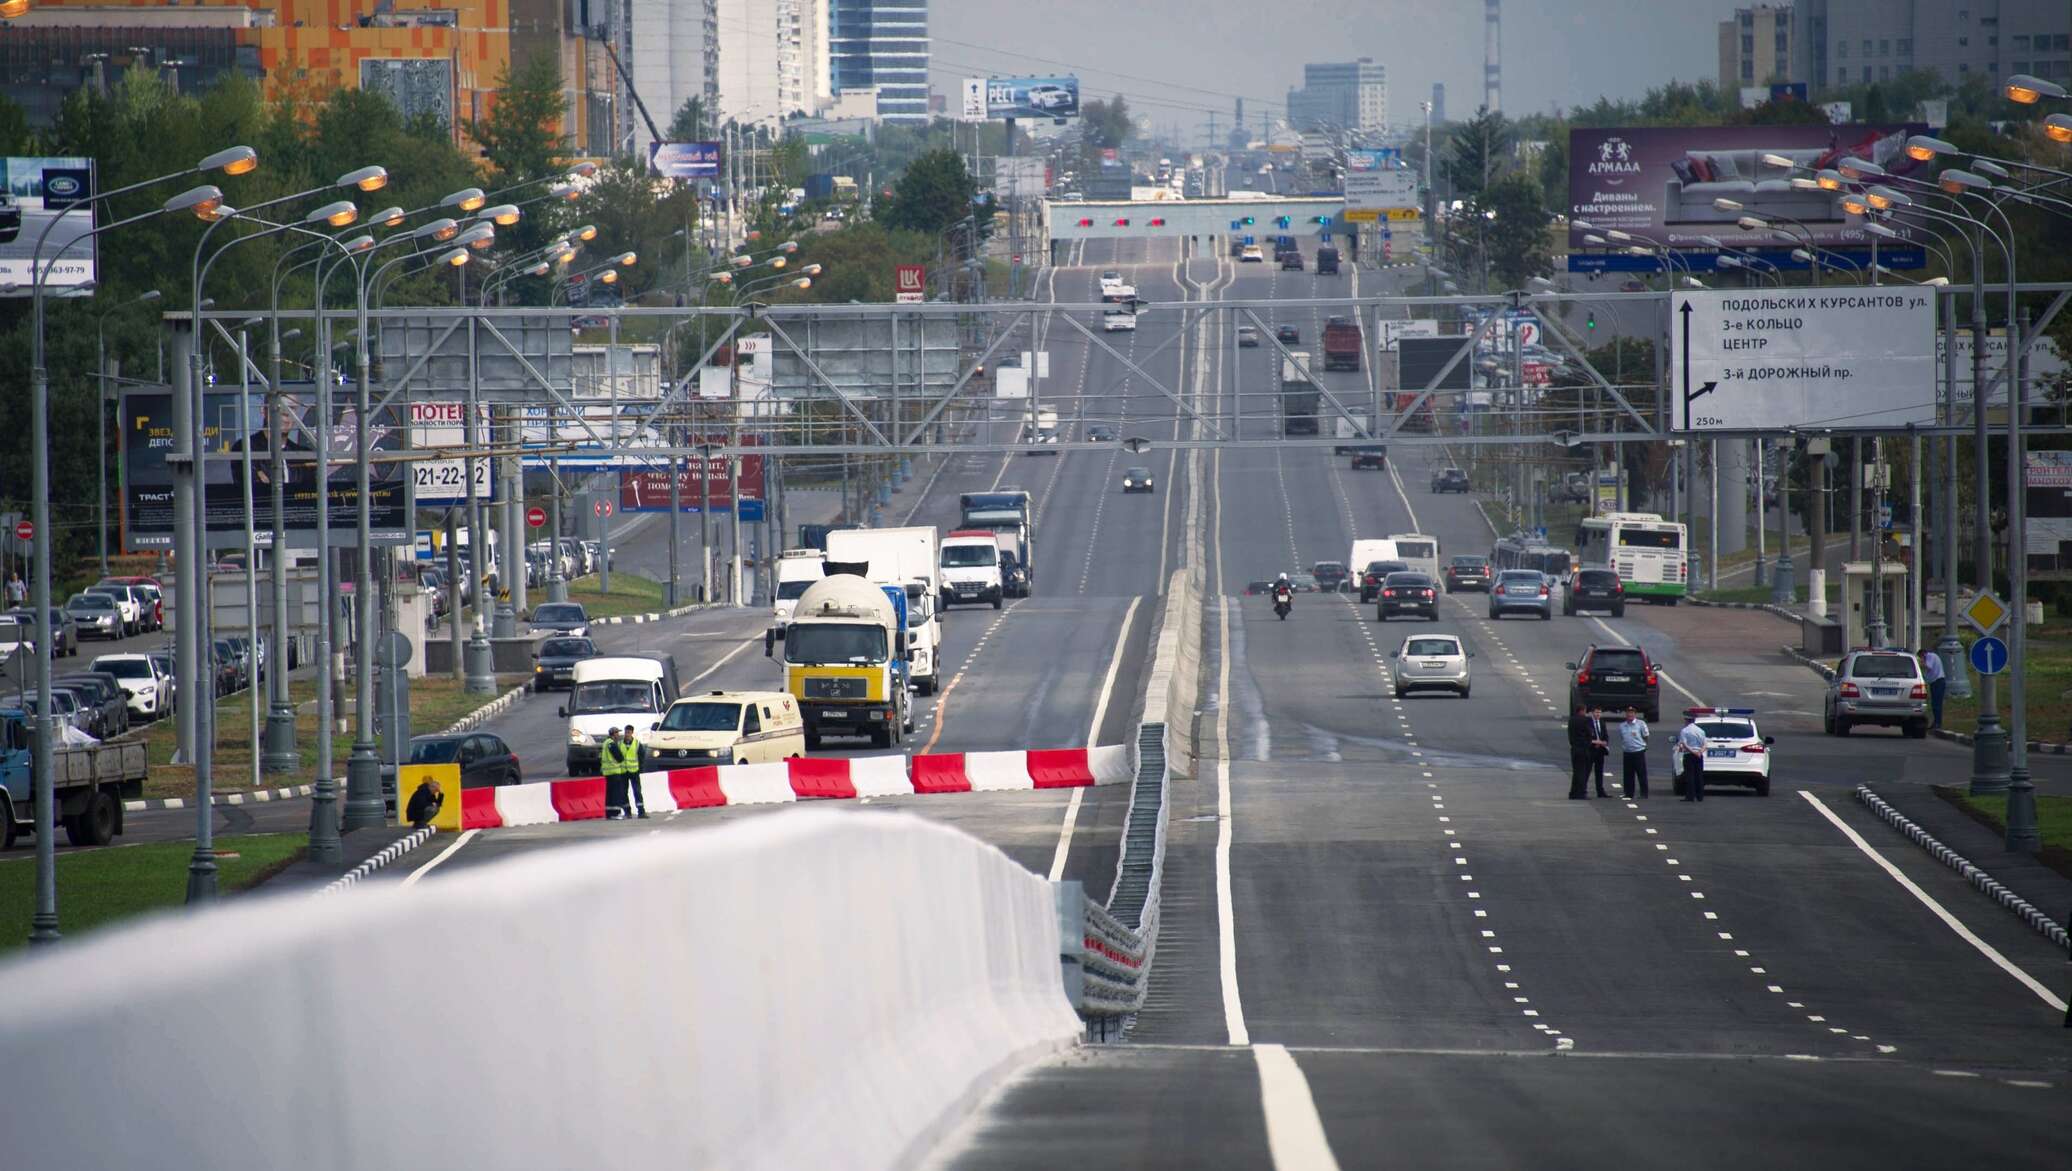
[[1567, 124, 1930, 256]]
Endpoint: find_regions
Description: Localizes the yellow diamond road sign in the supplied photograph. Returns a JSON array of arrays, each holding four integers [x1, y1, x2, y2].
[[1964, 591, 2008, 635]]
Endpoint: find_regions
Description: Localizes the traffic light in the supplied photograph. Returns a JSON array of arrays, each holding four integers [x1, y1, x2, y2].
[[1077, 218, 1093, 227], [1586, 312, 1597, 331], [1313, 216, 1331, 226], [1242, 216, 1256, 225], [1113, 217, 1131, 226], [1275, 215, 1292, 229], [1147, 217, 1166, 227]]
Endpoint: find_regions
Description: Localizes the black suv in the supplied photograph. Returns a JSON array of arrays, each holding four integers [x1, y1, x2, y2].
[[1377, 572, 1439, 621], [1311, 560, 1349, 593], [1563, 569, 1625, 617], [1443, 556, 1491, 593], [1357, 560, 1410, 603], [1431, 468, 1470, 493], [1567, 645, 1660, 722]]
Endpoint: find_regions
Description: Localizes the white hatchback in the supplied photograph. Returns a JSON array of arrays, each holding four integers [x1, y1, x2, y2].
[[92, 653, 172, 718], [1389, 634, 1472, 698]]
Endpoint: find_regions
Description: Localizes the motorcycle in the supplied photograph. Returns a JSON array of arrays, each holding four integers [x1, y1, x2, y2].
[[1273, 589, 1293, 620]]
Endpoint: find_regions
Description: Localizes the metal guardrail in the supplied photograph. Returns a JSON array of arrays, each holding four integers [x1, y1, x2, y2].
[[1057, 720, 1169, 1040]]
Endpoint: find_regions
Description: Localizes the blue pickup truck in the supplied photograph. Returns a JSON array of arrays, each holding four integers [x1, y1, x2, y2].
[[1, 709, 149, 849]]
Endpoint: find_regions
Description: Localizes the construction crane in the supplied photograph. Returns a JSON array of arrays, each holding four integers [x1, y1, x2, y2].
[[599, 39, 663, 150]]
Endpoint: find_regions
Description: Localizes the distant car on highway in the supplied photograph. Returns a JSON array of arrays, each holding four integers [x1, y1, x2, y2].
[[531, 636, 598, 692], [1098, 270, 1123, 288], [1824, 650, 1928, 738], [1431, 467, 1470, 493], [1567, 644, 1660, 722], [407, 731, 522, 790], [1102, 308, 1137, 332], [1488, 570, 1552, 620], [1237, 324, 1261, 347], [1391, 633, 1472, 698], [1087, 424, 1116, 442], [528, 602, 592, 637], [1377, 572, 1439, 621], [1289, 573, 1320, 593], [1280, 250, 1304, 271], [1121, 466, 1155, 494], [1310, 560, 1348, 592], [1563, 568, 1626, 617], [1443, 556, 1491, 593], [1240, 244, 1265, 263], [1275, 324, 1299, 345]]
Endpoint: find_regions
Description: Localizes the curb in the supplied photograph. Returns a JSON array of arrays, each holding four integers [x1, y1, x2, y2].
[[124, 782, 316, 813], [1855, 784, 2071, 952], [1778, 644, 1838, 682], [438, 681, 531, 735], [1930, 726, 2072, 754], [593, 601, 708, 626], [1691, 595, 1805, 625], [316, 827, 437, 896]]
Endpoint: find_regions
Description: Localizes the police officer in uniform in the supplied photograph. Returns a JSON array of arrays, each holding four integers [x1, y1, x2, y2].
[[602, 726, 633, 819], [622, 723, 648, 819]]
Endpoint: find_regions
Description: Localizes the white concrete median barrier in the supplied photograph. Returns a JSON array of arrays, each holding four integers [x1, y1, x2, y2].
[[0, 810, 1081, 1171]]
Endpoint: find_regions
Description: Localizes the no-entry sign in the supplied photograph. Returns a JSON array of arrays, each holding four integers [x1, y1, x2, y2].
[[13, 520, 32, 541], [526, 506, 546, 528]]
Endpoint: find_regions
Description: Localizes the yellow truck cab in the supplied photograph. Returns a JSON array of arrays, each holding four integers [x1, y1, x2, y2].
[[776, 573, 912, 749], [642, 690, 805, 768]]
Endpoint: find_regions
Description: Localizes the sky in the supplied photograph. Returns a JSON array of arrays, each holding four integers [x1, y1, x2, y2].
[[929, 0, 1744, 138]]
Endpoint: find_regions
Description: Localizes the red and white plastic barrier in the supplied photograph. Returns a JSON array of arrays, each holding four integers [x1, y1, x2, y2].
[[458, 743, 1133, 830]]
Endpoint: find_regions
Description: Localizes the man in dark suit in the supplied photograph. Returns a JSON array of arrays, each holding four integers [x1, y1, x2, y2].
[[1567, 702, 1595, 799], [1588, 705, 1611, 797]]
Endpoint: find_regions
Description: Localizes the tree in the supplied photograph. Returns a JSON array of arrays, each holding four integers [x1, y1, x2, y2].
[[765, 221, 936, 305], [667, 96, 709, 142], [877, 148, 976, 236], [1442, 107, 1509, 201], [1081, 95, 1133, 151], [570, 156, 698, 303], [1476, 174, 1554, 289], [467, 51, 565, 183]]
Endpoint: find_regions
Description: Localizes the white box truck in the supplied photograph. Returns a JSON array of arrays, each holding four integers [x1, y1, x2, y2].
[[769, 548, 826, 640], [824, 527, 943, 695]]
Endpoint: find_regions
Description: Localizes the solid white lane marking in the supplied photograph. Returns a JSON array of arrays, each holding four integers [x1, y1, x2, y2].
[[400, 828, 478, 888], [683, 638, 755, 692], [1216, 593, 1248, 1046], [1047, 595, 1143, 882], [1253, 1043, 1342, 1171], [1798, 790, 2067, 1012]]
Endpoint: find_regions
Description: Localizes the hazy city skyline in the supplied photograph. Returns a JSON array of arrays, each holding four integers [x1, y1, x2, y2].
[[930, 0, 1743, 133]]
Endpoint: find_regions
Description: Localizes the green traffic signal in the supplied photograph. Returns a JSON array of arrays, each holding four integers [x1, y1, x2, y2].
[[1243, 216, 1255, 225], [1586, 313, 1597, 330]]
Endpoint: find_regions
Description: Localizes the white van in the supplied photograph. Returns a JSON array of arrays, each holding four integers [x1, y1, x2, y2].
[[1387, 532, 1442, 582], [642, 690, 806, 768], [770, 549, 825, 639], [562, 656, 675, 775]]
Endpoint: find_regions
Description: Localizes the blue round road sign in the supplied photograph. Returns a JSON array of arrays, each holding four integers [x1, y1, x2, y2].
[[1969, 635, 2009, 676]]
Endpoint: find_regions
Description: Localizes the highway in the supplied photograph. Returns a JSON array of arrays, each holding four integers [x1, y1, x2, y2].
[[43, 237, 2069, 1168], [929, 240, 2072, 1167]]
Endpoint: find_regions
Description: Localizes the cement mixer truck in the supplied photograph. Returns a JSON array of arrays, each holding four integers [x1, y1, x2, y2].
[[772, 573, 915, 749]]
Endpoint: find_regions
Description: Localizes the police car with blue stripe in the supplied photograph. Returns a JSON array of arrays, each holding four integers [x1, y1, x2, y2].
[[1678, 708, 1775, 797]]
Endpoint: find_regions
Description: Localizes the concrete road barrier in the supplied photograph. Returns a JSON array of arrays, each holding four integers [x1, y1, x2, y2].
[[0, 810, 1081, 1171]]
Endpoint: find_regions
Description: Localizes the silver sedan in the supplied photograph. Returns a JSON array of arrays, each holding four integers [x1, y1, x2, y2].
[[1390, 634, 1473, 698]]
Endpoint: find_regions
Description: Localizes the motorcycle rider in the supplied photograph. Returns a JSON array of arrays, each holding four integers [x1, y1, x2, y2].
[[1272, 573, 1294, 618]]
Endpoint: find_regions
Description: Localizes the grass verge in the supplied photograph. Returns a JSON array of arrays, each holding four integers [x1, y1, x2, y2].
[[1935, 785, 2072, 881], [1926, 628, 2072, 744], [0, 832, 306, 953], [139, 674, 519, 800], [559, 572, 669, 619]]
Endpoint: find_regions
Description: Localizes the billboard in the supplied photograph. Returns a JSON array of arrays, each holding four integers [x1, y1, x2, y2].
[[986, 76, 1080, 120], [1344, 149, 1401, 172], [1666, 288, 1938, 432], [0, 157, 96, 294], [1567, 124, 1930, 254], [408, 400, 492, 503], [120, 387, 411, 549], [650, 141, 723, 179], [961, 78, 987, 121], [1344, 169, 1418, 212], [617, 441, 765, 512]]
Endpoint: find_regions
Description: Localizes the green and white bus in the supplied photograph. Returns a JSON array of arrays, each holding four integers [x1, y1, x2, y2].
[[1578, 512, 1688, 602]]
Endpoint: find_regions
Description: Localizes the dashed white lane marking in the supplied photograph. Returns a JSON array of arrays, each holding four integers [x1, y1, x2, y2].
[[1799, 790, 2068, 1012]]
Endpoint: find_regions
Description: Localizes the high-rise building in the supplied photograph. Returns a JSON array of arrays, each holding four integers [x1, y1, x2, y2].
[[1790, 1, 2070, 91], [1285, 57, 1387, 134], [716, 0, 785, 126], [628, 0, 719, 157], [828, 0, 929, 123], [1430, 82, 1446, 125], [1483, 0, 1501, 113], [1721, 5, 1794, 91], [777, 0, 833, 118]]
